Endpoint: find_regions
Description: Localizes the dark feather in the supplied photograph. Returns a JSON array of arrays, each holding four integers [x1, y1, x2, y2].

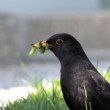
[[47, 33, 110, 110]]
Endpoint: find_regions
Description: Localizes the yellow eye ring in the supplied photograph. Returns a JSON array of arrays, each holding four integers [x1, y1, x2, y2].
[[56, 39, 63, 45]]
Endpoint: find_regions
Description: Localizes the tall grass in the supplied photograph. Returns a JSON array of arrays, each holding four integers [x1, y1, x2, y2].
[[0, 67, 110, 110], [0, 80, 68, 110]]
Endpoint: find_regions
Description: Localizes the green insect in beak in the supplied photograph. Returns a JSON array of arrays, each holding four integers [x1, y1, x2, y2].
[[28, 41, 49, 56]]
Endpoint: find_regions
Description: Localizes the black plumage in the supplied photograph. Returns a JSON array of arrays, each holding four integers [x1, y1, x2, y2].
[[46, 33, 110, 110]]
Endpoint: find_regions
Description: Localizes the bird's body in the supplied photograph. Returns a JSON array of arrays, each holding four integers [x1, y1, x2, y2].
[[31, 33, 110, 110], [60, 54, 110, 110], [46, 33, 110, 110]]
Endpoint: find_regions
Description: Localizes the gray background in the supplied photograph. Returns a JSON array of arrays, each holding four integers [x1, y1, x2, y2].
[[0, 12, 110, 66]]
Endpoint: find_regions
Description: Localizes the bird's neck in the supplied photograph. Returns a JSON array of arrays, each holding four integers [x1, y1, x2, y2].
[[59, 51, 90, 67]]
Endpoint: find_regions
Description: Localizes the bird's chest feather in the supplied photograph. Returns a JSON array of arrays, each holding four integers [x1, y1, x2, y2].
[[60, 66, 90, 107]]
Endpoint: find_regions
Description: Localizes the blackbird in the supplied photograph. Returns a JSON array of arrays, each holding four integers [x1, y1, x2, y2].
[[32, 33, 110, 110]]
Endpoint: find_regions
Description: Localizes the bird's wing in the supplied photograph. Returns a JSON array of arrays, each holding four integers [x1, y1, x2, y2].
[[88, 69, 110, 100]]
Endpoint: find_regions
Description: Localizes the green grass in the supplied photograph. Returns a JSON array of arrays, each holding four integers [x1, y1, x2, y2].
[[103, 67, 110, 82], [0, 68, 110, 110], [0, 80, 68, 110]]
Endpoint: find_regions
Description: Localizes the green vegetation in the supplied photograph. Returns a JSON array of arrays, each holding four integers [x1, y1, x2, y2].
[[29, 40, 49, 56], [0, 80, 68, 110], [103, 67, 110, 82], [0, 68, 110, 110]]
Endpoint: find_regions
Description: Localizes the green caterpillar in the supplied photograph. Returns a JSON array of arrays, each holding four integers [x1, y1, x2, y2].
[[29, 41, 49, 56]]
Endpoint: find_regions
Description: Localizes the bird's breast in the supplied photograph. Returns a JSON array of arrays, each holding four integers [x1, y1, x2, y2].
[[60, 66, 90, 107]]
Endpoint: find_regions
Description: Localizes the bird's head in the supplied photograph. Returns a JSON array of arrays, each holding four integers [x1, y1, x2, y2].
[[29, 33, 87, 63], [47, 33, 83, 60]]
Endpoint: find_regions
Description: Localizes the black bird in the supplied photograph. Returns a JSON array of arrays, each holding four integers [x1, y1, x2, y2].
[[46, 33, 110, 110], [33, 33, 110, 110]]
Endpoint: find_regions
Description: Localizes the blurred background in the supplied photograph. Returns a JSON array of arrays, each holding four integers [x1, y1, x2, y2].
[[0, 0, 110, 102]]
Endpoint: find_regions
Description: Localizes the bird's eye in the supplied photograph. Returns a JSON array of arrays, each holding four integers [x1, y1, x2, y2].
[[56, 39, 63, 45]]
